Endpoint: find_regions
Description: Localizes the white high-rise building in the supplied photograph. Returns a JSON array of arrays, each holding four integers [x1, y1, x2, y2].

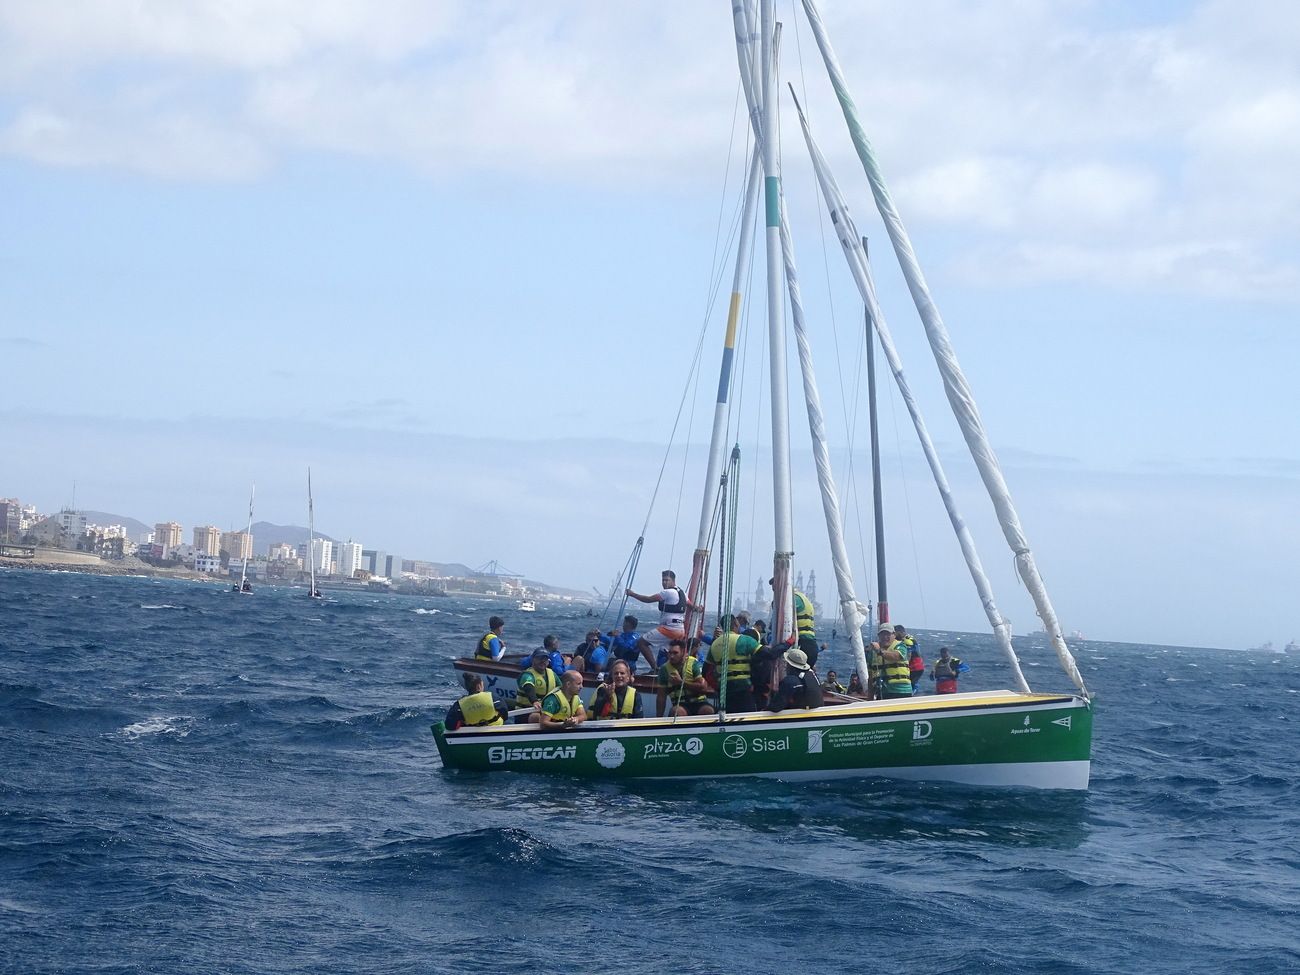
[[309, 538, 333, 576], [57, 509, 88, 538], [336, 541, 364, 579]]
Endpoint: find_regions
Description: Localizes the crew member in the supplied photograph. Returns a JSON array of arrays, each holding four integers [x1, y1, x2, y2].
[[626, 570, 700, 671], [516, 648, 559, 722], [896, 625, 924, 693], [771, 577, 819, 665], [590, 660, 643, 719], [574, 629, 609, 674], [870, 624, 913, 699], [608, 615, 642, 672], [931, 646, 963, 694], [657, 638, 715, 717], [539, 670, 587, 730], [540, 634, 570, 677], [823, 669, 847, 694], [475, 616, 507, 660], [705, 614, 758, 713], [770, 648, 824, 711], [444, 674, 507, 730]]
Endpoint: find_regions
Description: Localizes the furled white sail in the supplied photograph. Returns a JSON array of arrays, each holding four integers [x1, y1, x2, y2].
[[731, 0, 868, 679], [776, 199, 870, 681], [790, 92, 1030, 695], [800, 0, 1088, 698]]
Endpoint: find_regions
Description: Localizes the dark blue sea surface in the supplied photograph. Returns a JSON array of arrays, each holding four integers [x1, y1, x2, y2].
[[2, 568, 1297, 974]]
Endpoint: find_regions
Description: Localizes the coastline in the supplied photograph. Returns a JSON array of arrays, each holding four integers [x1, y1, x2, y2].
[[0, 553, 215, 582]]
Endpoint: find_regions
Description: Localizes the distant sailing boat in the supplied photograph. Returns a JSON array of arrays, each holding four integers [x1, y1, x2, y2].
[[233, 483, 255, 595], [307, 469, 322, 600]]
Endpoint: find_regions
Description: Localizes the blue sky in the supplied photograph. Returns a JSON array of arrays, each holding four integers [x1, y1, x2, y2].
[[2, 1, 1298, 651]]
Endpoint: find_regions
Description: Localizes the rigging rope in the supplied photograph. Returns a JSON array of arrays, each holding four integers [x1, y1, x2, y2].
[[635, 81, 751, 544], [885, 373, 929, 627]]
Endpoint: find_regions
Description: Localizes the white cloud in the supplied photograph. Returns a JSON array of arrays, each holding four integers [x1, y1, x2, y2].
[[0, 0, 460, 74], [2, 104, 267, 179], [955, 238, 1300, 299], [2, 1, 1300, 292], [897, 158, 1159, 233]]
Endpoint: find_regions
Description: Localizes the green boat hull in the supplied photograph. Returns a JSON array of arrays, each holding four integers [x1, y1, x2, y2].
[[431, 691, 1093, 791]]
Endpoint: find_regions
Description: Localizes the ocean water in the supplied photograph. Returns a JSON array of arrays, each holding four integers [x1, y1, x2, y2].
[[2, 569, 1297, 975]]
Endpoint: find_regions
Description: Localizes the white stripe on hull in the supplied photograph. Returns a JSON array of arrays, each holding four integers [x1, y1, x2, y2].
[[696, 764, 1092, 795]]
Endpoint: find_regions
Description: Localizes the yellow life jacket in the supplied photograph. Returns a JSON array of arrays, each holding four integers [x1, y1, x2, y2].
[[793, 590, 816, 638], [870, 644, 911, 688], [475, 631, 502, 659], [516, 666, 558, 708], [542, 689, 584, 722], [709, 633, 753, 683], [609, 686, 638, 718], [457, 691, 503, 727], [658, 657, 707, 703]]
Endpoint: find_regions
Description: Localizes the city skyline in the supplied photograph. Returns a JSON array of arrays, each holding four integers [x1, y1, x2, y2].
[[3, 3, 1299, 649]]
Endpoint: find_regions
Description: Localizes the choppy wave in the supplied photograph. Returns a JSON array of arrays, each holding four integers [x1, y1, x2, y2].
[[2, 571, 1298, 975], [118, 715, 194, 738]]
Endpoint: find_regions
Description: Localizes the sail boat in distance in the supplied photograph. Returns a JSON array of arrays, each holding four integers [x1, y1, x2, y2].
[[232, 483, 254, 594], [307, 469, 322, 600]]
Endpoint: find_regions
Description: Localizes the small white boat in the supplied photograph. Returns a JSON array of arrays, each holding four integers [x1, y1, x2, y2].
[[518, 599, 536, 613]]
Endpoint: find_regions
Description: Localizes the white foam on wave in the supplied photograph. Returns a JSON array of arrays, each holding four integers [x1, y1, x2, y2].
[[119, 715, 193, 738], [140, 603, 183, 611], [0, 896, 42, 915], [413, 608, 441, 615]]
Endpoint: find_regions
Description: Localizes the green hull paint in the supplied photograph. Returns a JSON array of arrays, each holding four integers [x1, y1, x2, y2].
[[432, 693, 1093, 791]]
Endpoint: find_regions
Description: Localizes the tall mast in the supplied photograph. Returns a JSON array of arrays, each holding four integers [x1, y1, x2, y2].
[[864, 237, 888, 626], [799, 0, 1086, 697], [238, 482, 254, 592], [683, 150, 762, 639], [307, 468, 317, 597], [758, 0, 795, 645]]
